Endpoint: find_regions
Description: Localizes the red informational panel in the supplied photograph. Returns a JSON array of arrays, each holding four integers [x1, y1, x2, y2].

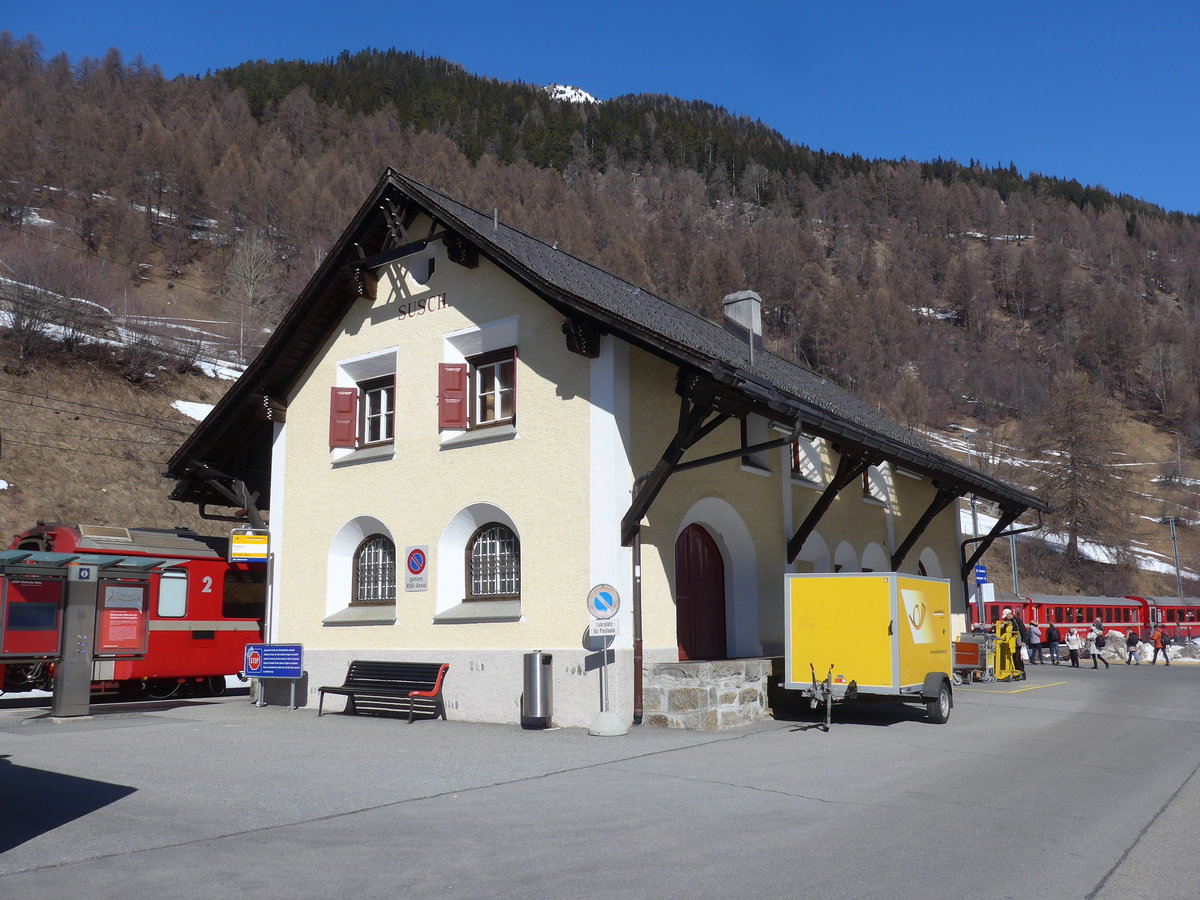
[[1, 575, 66, 657], [95, 581, 149, 655]]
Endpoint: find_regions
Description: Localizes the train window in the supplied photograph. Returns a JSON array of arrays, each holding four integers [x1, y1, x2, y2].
[[223, 567, 267, 619], [1054, 607, 1064, 622], [158, 570, 187, 618]]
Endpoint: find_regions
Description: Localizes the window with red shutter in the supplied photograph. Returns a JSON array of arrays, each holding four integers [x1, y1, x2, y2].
[[329, 387, 359, 447]]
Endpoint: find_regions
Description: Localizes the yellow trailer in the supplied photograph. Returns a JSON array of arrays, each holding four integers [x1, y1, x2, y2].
[[784, 573, 954, 727]]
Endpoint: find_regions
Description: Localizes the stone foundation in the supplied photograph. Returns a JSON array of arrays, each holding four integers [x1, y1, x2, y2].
[[642, 658, 773, 731]]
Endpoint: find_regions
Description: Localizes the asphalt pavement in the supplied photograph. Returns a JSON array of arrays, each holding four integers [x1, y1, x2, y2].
[[2, 660, 1199, 899]]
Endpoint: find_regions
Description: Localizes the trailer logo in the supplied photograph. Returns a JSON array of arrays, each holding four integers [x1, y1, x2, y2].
[[901, 589, 937, 644]]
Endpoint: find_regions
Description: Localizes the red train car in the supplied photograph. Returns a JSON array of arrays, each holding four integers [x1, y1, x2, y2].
[[982, 595, 1150, 639], [982, 594, 1200, 643], [1127, 597, 1200, 640], [1, 522, 265, 698]]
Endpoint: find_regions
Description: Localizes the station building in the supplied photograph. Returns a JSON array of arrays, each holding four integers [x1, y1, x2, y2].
[[165, 170, 1044, 729]]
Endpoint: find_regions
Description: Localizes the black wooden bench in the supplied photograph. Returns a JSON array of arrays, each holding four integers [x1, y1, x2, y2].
[[317, 660, 449, 723]]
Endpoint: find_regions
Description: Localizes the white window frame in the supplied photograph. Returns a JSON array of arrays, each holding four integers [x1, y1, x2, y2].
[[790, 434, 825, 486], [359, 376, 395, 446], [442, 317, 519, 447], [469, 348, 516, 429], [739, 414, 771, 474], [333, 348, 398, 462], [863, 464, 889, 504]]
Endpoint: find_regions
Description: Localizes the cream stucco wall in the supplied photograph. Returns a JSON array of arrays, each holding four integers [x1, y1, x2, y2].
[[269, 223, 632, 727]]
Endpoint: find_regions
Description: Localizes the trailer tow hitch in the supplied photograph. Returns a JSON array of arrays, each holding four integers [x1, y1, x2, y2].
[[799, 663, 835, 732]]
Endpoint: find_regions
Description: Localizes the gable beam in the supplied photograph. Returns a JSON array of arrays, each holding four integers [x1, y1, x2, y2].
[[786, 448, 882, 563], [890, 484, 961, 571], [379, 197, 411, 249]]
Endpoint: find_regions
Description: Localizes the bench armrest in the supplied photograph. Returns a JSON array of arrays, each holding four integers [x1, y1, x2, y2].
[[408, 663, 450, 699]]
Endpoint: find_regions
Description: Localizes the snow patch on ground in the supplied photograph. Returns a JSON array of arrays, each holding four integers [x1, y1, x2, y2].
[[171, 401, 215, 421]]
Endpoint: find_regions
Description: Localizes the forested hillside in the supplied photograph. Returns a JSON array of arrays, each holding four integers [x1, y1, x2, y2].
[[1, 35, 1198, 595]]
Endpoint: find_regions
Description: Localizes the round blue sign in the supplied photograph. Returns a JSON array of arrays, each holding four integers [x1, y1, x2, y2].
[[587, 584, 620, 620]]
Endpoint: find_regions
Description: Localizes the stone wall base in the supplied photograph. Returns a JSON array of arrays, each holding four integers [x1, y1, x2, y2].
[[642, 658, 774, 731]]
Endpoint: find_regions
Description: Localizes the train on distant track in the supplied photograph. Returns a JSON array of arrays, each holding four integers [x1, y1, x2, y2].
[[981, 593, 1200, 639], [1, 521, 265, 698]]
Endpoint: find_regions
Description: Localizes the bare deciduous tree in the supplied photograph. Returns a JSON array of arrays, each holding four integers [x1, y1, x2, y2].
[[1023, 368, 1131, 565]]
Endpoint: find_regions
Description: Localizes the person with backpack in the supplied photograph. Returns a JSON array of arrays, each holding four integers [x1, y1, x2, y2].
[[1044, 620, 1062, 665], [1151, 625, 1171, 666], [1125, 628, 1142, 665], [1088, 619, 1110, 669]]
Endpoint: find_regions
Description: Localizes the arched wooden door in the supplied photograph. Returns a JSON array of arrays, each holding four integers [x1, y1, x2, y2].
[[674, 524, 727, 660]]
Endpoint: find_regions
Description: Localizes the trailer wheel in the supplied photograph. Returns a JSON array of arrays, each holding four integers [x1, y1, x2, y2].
[[926, 682, 951, 724]]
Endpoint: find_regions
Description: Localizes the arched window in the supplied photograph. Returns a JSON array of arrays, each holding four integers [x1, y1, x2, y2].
[[467, 523, 520, 600], [352, 534, 396, 605]]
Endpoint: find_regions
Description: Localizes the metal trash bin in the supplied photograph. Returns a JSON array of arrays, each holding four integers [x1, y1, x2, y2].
[[521, 651, 553, 729]]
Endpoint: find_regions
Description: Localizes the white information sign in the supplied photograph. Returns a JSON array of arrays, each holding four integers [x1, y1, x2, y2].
[[405, 546, 429, 592], [588, 619, 618, 638]]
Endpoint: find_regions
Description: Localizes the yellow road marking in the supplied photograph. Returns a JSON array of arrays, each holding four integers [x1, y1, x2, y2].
[[960, 681, 1068, 694]]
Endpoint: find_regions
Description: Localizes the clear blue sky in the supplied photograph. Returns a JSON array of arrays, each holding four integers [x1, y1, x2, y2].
[[7, 1, 1200, 213]]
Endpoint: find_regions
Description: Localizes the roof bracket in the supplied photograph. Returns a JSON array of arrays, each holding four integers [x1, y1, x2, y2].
[[561, 316, 602, 358], [787, 450, 882, 562], [621, 372, 733, 545], [890, 484, 961, 570], [960, 506, 1024, 582], [444, 233, 479, 268], [182, 461, 267, 530]]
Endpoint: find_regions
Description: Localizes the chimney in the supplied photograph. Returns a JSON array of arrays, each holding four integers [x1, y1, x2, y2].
[[722, 290, 763, 364]]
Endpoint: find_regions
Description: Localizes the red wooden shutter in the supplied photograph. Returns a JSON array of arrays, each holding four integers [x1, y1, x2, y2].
[[329, 387, 358, 447], [438, 363, 469, 429]]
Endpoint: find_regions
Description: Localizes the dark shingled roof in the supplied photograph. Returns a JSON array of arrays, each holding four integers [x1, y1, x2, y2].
[[166, 169, 1045, 516]]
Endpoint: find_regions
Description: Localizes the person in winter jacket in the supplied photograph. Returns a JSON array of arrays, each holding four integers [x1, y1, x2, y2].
[[1044, 621, 1062, 665], [1088, 619, 1110, 669], [1125, 629, 1142, 665], [1151, 626, 1171, 666], [1027, 621, 1044, 664], [1065, 629, 1083, 667], [1011, 608, 1030, 677]]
